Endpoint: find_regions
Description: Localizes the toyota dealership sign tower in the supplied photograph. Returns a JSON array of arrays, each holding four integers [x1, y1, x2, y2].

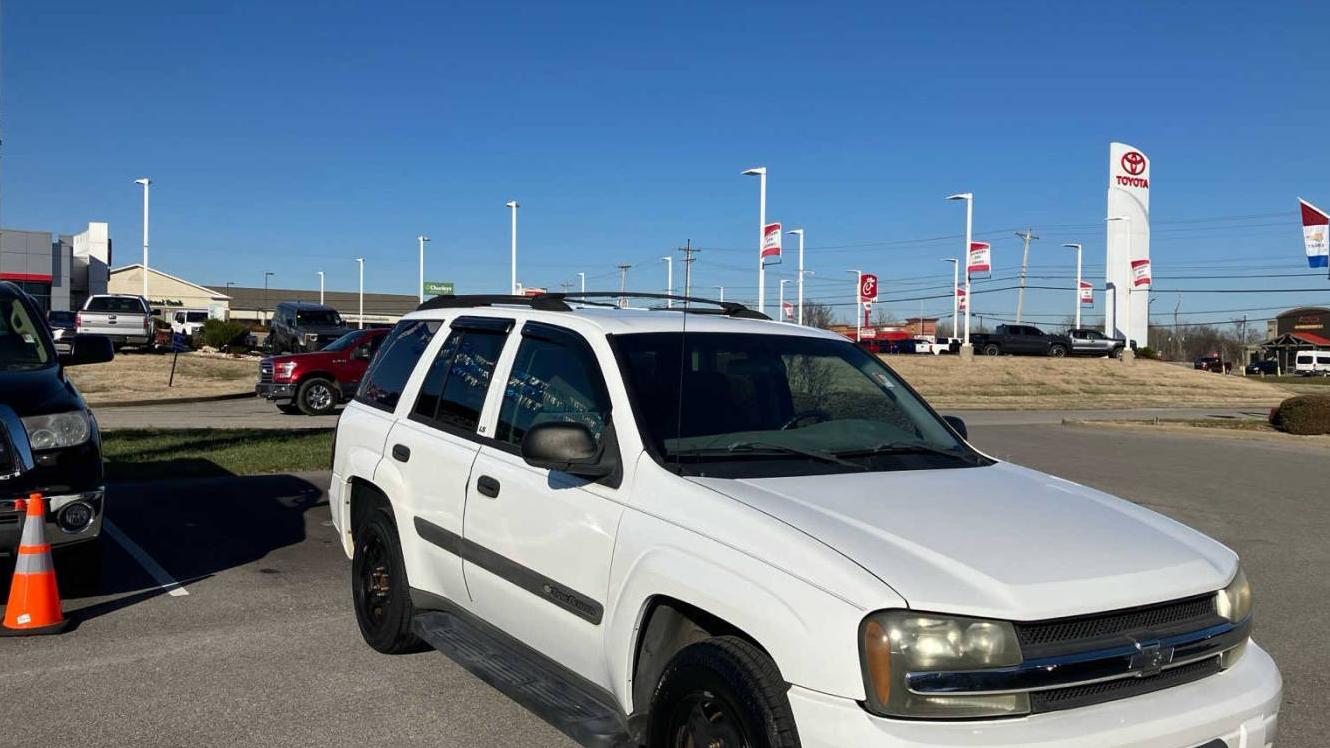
[[1105, 142, 1151, 348]]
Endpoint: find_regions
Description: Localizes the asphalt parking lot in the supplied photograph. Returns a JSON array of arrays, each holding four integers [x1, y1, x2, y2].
[[0, 423, 1321, 747]]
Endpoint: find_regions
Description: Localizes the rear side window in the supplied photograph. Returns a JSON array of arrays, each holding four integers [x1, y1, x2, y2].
[[1320, 356, 1330, 365], [356, 319, 441, 412], [411, 318, 511, 434], [495, 326, 611, 446], [1298, 355, 1313, 364]]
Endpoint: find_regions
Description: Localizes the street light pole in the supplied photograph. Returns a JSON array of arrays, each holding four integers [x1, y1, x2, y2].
[[715, 285, 725, 302], [506, 201, 519, 294], [788, 228, 805, 324], [846, 269, 862, 342], [317, 271, 325, 306], [946, 193, 974, 350], [742, 167, 767, 314], [263, 271, 275, 325], [942, 258, 959, 341], [779, 279, 791, 321], [417, 235, 430, 303], [355, 258, 365, 329], [1062, 243, 1083, 330], [577, 272, 586, 294], [134, 178, 151, 298], [660, 256, 673, 307]]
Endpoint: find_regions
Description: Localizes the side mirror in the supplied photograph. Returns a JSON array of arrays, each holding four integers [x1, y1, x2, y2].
[[352, 345, 371, 361], [520, 421, 613, 478], [943, 415, 968, 440], [60, 334, 115, 366]]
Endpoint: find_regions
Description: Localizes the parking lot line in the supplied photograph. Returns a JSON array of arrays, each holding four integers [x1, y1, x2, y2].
[[103, 519, 190, 597]]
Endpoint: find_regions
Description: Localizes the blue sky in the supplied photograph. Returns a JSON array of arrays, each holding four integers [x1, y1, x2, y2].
[[5, 1, 1329, 326]]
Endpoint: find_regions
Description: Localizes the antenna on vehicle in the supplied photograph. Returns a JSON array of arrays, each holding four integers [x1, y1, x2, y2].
[[671, 241, 693, 475]]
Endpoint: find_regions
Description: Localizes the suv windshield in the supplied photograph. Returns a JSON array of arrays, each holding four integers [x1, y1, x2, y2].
[[1, 297, 55, 370], [615, 332, 985, 478], [296, 310, 343, 327]]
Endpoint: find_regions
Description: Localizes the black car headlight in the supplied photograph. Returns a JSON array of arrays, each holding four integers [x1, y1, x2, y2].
[[21, 410, 92, 450], [860, 610, 1027, 719]]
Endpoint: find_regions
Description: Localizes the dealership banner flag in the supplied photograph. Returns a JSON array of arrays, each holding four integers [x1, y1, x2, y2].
[[1079, 281, 1094, 306], [1131, 259, 1152, 288], [761, 222, 782, 263], [1300, 198, 1329, 269], [956, 287, 967, 311], [967, 241, 991, 276], [781, 301, 794, 320]]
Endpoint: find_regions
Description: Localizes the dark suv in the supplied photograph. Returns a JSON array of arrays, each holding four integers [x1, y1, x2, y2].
[[266, 301, 351, 354], [0, 281, 114, 580]]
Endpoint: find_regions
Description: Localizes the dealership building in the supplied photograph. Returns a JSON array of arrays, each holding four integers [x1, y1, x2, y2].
[[0, 223, 111, 311]]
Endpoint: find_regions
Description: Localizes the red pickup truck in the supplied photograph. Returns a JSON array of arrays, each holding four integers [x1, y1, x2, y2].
[[256, 328, 388, 415]]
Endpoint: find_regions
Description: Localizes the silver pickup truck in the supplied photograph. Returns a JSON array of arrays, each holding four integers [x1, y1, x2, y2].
[[77, 294, 154, 349]]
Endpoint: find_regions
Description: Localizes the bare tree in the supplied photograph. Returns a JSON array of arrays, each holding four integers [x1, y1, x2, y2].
[[801, 300, 836, 329]]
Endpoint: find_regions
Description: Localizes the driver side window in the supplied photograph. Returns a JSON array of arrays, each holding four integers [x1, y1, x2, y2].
[[494, 326, 611, 447]]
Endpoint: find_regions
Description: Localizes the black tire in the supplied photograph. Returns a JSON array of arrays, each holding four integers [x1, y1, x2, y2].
[[276, 402, 302, 415], [296, 377, 339, 416], [1048, 344, 1067, 358], [55, 538, 102, 598], [351, 507, 425, 654], [982, 343, 1001, 356], [647, 636, 800, 748]]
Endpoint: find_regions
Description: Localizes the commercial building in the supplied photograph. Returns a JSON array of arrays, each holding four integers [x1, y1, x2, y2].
[[218, 285, 421, 326], [107, 265, 231, 317], [0, 223, 111, 311], [1254, 307, 1330, 371]]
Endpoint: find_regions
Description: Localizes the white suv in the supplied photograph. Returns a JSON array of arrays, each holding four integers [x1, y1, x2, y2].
[[329, 294, 1280, 748]]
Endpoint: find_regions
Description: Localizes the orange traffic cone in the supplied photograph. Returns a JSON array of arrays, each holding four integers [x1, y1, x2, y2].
[[2, 493, 68, 635]]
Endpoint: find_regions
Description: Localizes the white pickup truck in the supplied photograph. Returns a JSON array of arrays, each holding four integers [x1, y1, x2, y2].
[[329, 293, 1280, 748], [76, 294, 154, 349]]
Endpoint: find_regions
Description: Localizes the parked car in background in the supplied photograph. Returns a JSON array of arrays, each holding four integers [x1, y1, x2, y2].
[[266, 301, 351, 354], [256, 327, 388, 415], [76, 294, 154, 350], [169, 309, 210, 338], [328, 295, 1279, 747], [1245, 359, 1279, 376], [46, 310, 77, 354], [1294, 352, 1330, 376], [1067, 328, 1126, 357], [0, 281, 115, 583], [1194, 355, 1232, 374], [969, 324, 1071, 357]]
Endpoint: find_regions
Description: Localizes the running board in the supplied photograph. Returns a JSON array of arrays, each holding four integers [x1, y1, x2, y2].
[[412, 608, 634, 748]]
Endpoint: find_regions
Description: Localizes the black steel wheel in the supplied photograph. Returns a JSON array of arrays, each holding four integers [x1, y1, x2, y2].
[[1049, 344, 1067, 358], [982, 343, 1001, 356], [297, 377, 339, 416], [351, 508, 424, 654], [648, 637, 799, 748]]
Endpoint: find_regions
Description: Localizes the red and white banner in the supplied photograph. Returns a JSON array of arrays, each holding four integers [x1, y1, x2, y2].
[[781, 301, 794, 321], [761, 222, 782, 262], [967, 241, 991, 275], [956, 287, 967, 311], [1131, 259, 1152, 288], [1079, 281, 1094, 306], [859, 273, 879, 302], [1301, 198, 1329, 269]]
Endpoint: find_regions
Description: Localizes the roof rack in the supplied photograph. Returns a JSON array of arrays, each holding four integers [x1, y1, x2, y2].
[[415, 292, 770, 320]]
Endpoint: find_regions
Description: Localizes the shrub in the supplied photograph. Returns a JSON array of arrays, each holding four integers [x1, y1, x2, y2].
[[1135, 346, 1159, 359], [200, 319, 250, 350], [1269, 395, 1330, 435]]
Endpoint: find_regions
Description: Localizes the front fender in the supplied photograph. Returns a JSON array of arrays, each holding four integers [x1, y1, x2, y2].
[[604, 510, 890, 715]]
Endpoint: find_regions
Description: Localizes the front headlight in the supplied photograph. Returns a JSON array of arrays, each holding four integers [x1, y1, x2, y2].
[[860, 611, 1027, 719], [1217, 567, 1253, 669], [21, 410, 92, 450]]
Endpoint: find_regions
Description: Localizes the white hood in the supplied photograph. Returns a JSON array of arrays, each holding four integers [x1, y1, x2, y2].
[[690, 462, 1236, 621]]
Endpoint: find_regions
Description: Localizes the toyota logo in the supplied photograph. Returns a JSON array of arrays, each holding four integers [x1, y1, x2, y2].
[[1121, 151, 1147, 176]]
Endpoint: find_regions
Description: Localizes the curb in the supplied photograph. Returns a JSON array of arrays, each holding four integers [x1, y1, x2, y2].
[[89, 392, 253, 409]]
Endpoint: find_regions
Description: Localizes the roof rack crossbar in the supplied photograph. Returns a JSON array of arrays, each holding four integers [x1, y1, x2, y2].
[[415, 291, 770, 320]]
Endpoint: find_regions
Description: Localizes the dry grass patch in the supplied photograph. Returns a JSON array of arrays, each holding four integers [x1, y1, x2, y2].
[[69, 352, 257, 404], [883, 356, 1292, 410]]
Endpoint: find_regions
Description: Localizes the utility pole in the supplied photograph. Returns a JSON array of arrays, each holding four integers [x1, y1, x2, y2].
[[1014, 227, 1039, 324], [617, 263, 631, 308], [679, 240, 700, 298]]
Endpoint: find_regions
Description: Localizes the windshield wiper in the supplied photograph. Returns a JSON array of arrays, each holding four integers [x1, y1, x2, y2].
[[836, 442, 980, 464], [722, 441, 868, 471]]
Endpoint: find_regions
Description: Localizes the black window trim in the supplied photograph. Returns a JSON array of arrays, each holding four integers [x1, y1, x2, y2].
[[408, 317, 512, 439]]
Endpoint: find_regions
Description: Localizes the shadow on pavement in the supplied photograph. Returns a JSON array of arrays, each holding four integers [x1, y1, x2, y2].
[[0, 467, 327, 626]]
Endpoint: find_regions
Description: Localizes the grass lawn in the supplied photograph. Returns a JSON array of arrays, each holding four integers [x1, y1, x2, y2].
[[103, 429, 333, 481]]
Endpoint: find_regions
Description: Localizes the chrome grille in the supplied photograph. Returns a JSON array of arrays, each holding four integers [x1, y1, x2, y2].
[[1016, 594, 1219, 657]]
